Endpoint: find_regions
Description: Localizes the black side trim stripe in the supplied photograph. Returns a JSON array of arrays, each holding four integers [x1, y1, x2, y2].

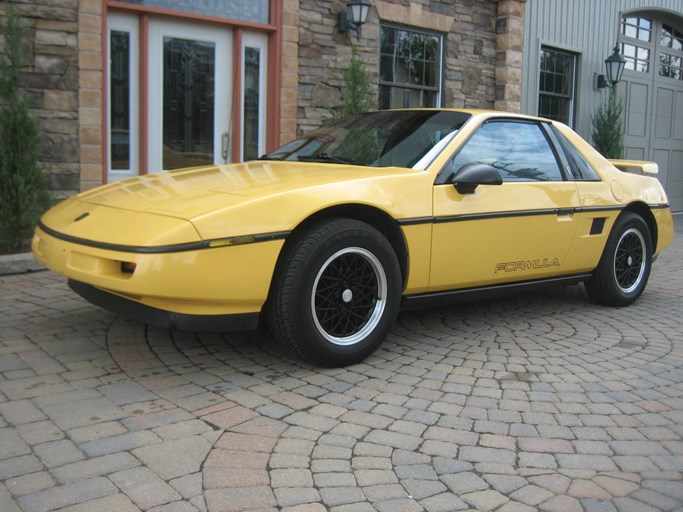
[[396, 204, 673, 226], [402, 273, 593, 311], [38, 221, 289, 254]]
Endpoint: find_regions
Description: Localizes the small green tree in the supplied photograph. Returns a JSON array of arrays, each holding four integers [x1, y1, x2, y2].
[[334, 47, 375, 118], [591, 89, 624, 159], [0, 5, 51, 253]]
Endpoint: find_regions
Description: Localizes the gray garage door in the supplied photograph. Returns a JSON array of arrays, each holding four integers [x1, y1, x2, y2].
[[621, 13, 683, 212]]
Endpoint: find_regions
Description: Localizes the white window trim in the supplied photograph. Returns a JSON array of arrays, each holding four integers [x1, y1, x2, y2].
[[241, 32, 268, 161], [107, 13, 140, 182]]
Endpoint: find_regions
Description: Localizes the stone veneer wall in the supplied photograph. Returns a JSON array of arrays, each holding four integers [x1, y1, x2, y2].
[[495, 0, 526, 112], [78, 0, 104, 192], [279, 0, 301, 145], [294, 0, 502, 135], [0, 0, 81, 200]]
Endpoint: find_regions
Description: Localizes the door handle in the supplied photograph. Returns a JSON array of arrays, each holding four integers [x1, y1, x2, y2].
[[221, 132, 230, 162]]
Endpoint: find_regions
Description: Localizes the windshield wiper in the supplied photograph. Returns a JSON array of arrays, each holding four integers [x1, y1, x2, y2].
[[297, 153, 354, 165]]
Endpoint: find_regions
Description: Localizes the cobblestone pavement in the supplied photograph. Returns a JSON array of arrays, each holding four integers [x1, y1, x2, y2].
[[1, 219, 682, 512]]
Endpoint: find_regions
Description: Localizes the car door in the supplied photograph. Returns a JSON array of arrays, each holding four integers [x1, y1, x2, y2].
[[429, 119, 581, 292]]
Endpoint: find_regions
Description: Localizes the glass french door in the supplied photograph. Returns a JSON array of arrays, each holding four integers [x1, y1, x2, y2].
[[107, 13, 267, 182], [148, 19, 232, 172]]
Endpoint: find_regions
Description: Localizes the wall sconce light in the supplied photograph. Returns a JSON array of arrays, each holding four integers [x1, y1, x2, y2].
[[337, 0, 373, 41], [597, 45, 627, 88]]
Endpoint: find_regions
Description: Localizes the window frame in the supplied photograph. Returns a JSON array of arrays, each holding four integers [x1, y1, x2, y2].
[[378, 23, 444, 110], [537, 46, 578, 128], [106, 13, 140, 182], [241, 32, 268, 161], [659, 24, 683, 80], [437, 119, 569, 185], [547, 125, 601, 182]]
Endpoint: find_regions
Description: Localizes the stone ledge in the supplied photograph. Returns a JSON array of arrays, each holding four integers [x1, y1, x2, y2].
[[0, 252, 46, 276]]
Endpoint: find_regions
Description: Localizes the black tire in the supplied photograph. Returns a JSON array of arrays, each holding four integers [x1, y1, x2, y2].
[[267, 218, 401, 367], [584, 212, 652, 307]]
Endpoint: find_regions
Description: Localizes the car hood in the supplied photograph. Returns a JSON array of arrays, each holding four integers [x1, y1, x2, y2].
[[41, 161, 422, 246], [79, 161, 415, 218]]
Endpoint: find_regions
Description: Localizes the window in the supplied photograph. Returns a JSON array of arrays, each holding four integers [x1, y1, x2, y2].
[[243, 48, 261, 161], [162, 36, 216, 170], [549, 125, 600, 181], [659, 25, 683, 80], [241, 32, 268, 161], [110, 31, 131, 171], [661, 24, 683, 50], [379, 25, 442, 109], [451, 121, 564, 182], [538, 48, 576, 126], [660, 53, 683, 80], [117, 0, 269, 23], [622, 17, 652, 42], [107, 13, 139, 181], [621, 43, 650, 72], [621, 17, 652, 73]]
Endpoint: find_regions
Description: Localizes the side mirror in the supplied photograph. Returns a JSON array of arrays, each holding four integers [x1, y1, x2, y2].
[[449, 162, 503, 194]]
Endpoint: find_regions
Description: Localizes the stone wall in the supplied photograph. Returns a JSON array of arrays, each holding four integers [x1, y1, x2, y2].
[[495, 0, 526, 112], [0, 0, 80, 200], [295, 0, 500, 134], [77, 0, 104, 192]]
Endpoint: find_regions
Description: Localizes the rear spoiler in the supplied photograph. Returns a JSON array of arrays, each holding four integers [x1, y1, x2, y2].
[[608, 159, 658, 175]]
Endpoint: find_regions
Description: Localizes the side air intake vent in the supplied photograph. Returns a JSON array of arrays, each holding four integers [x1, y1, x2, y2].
[[590, 217, 606, 235]]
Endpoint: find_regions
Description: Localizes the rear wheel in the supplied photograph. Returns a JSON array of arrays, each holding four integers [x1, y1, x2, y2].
[[585, 212, 652, 306], [267, 219, 401, 367]]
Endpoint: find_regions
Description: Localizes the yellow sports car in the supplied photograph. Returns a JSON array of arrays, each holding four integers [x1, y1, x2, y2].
[[33, 109, 674, 366]]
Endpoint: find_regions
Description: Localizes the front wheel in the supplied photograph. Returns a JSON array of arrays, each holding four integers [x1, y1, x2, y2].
[[584, 212, 652, 307], [267, 219, 401, 367]]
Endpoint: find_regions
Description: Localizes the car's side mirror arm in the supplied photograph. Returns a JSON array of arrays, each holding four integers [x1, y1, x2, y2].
[[447, 162, 503, 194]]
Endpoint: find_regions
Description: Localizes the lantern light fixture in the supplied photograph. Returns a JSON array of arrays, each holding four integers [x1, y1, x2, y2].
[[597, 45, 627, 89], [337, 0, 373, 41]]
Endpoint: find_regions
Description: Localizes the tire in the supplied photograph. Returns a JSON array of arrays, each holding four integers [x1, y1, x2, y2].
[[267, 218, 401, 367], [584, 212, 652, 307]]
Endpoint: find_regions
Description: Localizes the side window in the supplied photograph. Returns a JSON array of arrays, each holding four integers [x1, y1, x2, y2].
[[550, 125, 601, 181], [451, 121, 564, 182], [538, 47, 577, 127]]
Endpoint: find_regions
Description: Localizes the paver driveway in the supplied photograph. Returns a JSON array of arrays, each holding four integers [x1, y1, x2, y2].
[[0, 218, 681, 512]]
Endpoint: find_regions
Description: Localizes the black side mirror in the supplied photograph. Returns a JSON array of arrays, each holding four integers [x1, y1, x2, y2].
[[449, 162, 503, 194]]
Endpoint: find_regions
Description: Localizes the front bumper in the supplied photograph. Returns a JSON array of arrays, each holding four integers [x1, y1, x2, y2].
[[69, 280, 260, 331], [33, 226, 284, 318]]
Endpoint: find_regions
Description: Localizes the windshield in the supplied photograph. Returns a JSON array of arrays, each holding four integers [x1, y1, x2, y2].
[[261, 110, 471, 169]]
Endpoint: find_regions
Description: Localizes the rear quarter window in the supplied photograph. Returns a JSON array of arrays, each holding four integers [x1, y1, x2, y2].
[[550, 125, 601, 181]]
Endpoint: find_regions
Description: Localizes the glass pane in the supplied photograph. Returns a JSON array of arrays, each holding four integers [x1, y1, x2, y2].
[[624, 25, 637, 39], [380, 26, 395, 54], [538, 93, 570, 125], [379, 54, 395, 82], [110, 31, 130, 170], [163, 37, 215, 170], [660, 53, 683, 80], [452, 122, 563, 182], [621, 17, 652, 42], [243, 47, 260, 161], [118, 0, 269, 24], [621, 43, 649, 73], [539, 48, 574, 98], [378, 85, 436, 110], [662, 24, 683, 50]]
